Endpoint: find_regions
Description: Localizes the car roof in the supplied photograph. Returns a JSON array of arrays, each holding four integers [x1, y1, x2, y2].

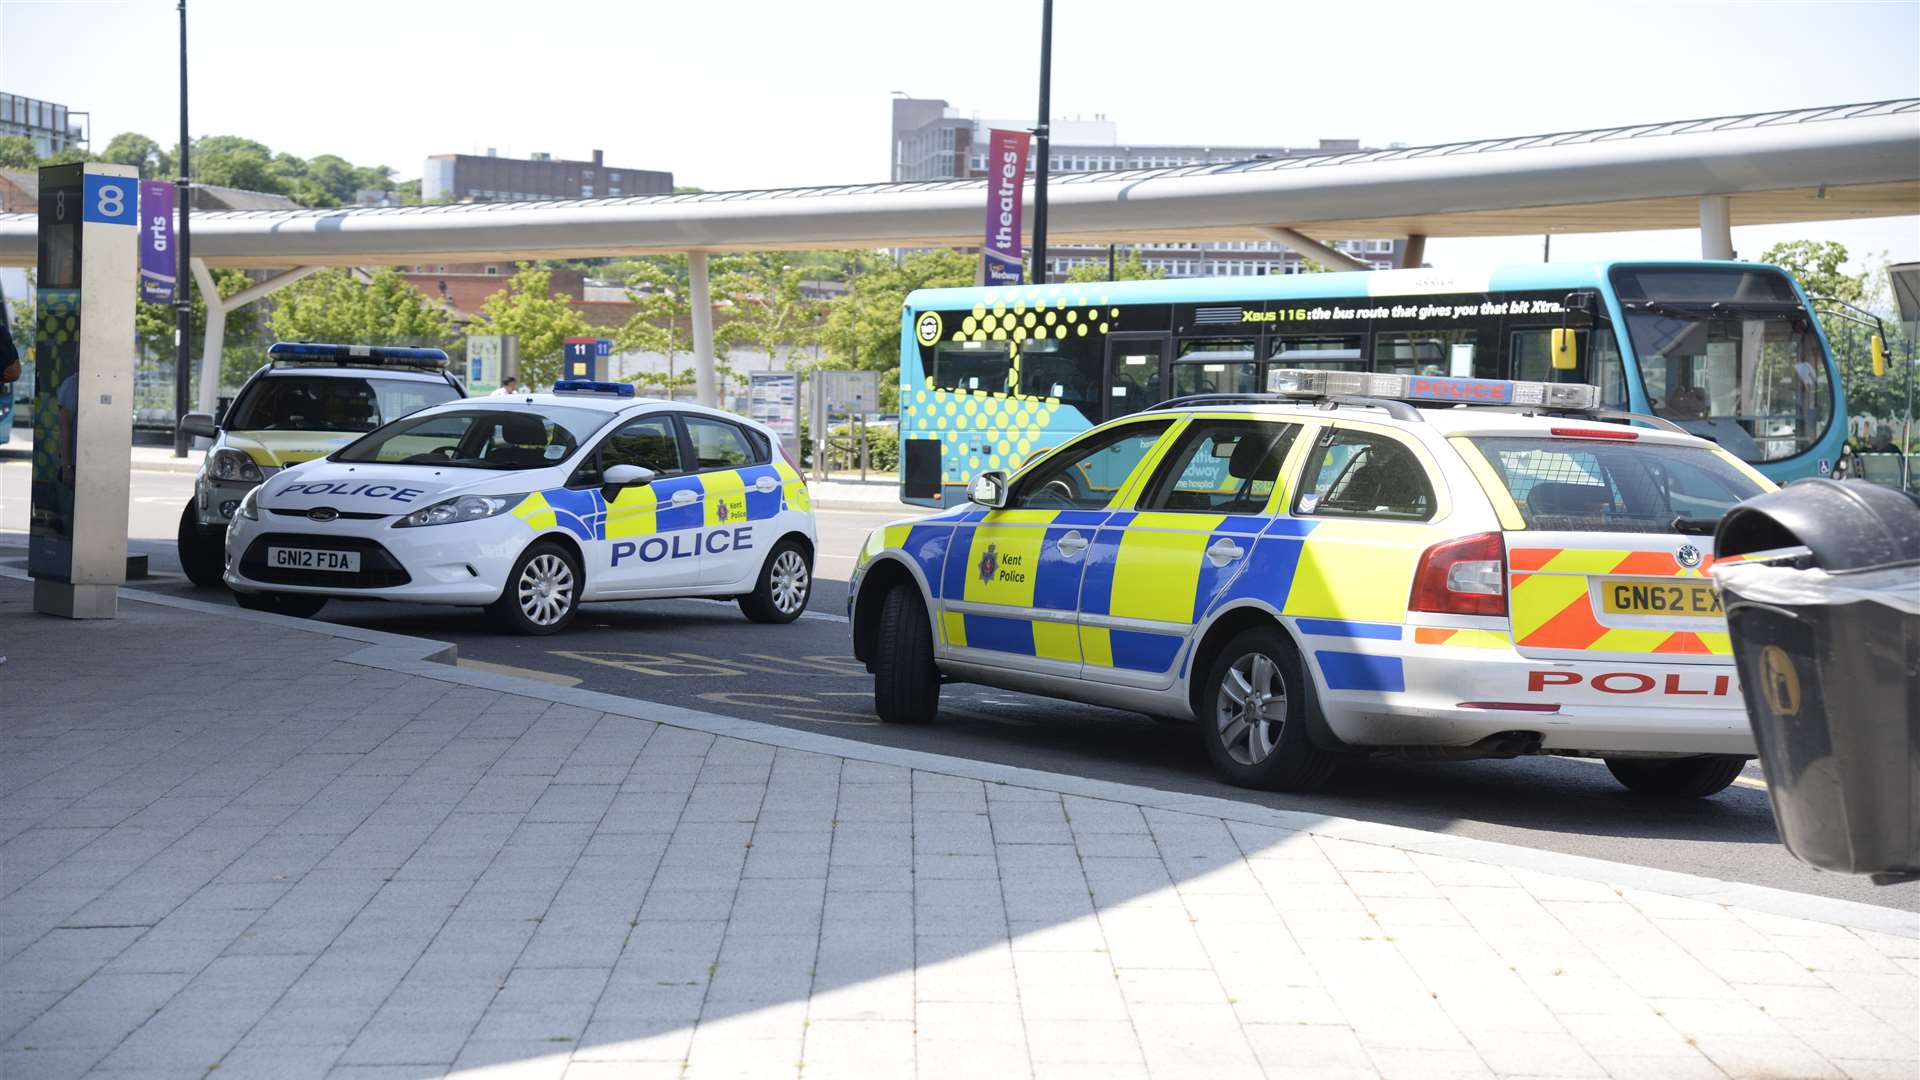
[[411, 393, 778, 432]]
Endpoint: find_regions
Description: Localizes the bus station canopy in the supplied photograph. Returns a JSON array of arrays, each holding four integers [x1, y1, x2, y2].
[[1, 99, 1915, 268]]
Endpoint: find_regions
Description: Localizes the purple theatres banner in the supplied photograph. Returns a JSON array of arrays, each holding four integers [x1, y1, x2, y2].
[[981, 129, 1030, 288], [138, 181, 176, 303]]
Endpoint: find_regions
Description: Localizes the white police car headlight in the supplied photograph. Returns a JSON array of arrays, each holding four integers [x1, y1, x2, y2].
[[236, 486, 261, 521], [393, 494, 526, 529], [209, 448, 263, 483]]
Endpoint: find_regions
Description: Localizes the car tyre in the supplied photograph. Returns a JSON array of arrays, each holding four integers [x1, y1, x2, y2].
[[489, 541, 581, 636], [739, 540, 812, 624], [873, 583, 938, 725], [1604, 755, 1748, 798], [177, 501, 226, 588], [1199, 626, 1337, 792], [233, 590, 327, 619]]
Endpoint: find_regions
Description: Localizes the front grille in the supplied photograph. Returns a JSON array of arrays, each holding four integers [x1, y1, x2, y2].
[[267, 508, 387, 520], [239, 532, 412, 589]]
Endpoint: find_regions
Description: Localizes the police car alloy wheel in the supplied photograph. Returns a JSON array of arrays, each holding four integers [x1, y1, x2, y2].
[[873, 583, 938, 724], [1199, 628, 1336, 792], [177, 501, 226, 588], [1603, 754, 1748, 798], [491, 541, 581, 635], [739, 541, 812, 624]]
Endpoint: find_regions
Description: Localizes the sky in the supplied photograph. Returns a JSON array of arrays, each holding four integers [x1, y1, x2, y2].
[[2, 0, 1917, 273]]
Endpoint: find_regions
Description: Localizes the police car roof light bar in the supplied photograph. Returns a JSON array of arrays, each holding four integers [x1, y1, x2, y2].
[[266, 342, 451, 370], [1145, 392, 1422, 422], [553, 380, 637, 398], [1266, 368, 1603, 412]]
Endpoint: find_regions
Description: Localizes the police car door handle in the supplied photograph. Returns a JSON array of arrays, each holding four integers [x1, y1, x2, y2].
[[1206, 538, 1245, 567], [1056, 531, 1089, 558], [671, 489, 699, 505], [754, 475, 780, 492]]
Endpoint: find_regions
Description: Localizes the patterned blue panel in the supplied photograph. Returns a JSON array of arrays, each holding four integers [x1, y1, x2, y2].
[[964, 613, 1036, 655], [1316, 651, 1406, 692]]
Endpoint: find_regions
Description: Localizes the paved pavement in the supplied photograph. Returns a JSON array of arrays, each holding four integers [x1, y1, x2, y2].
[[2, 574, 1917, 1080]]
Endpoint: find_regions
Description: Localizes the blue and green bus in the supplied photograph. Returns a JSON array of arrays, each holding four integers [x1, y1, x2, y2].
[[897, 261, 1847, 505]]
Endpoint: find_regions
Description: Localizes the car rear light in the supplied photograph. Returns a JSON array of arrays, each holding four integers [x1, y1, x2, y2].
[[1410, 531, 1507, 617], [1549, 426, 1637, 440], [779, 442, 805, 476]]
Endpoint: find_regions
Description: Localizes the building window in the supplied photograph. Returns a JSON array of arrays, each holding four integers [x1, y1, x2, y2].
[[485, 266, 498, 275]]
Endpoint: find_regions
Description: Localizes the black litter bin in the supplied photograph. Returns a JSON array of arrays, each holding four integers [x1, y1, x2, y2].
[[1712, 479, 1920, 884]]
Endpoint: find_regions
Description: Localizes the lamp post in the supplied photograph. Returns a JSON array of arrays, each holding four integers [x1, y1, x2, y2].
[[171, 0, 193, 456], [1029, 0, 1053, 285]]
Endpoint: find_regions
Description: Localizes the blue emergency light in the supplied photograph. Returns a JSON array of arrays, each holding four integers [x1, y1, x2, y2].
[[267, 342, 450, 368], [553, 380, 637, 397]]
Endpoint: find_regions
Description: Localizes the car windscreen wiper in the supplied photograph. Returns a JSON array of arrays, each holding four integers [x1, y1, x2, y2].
[[1670, 515, 1721, 535]]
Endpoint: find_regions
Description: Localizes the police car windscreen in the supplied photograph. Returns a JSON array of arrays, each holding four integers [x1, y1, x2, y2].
[[1468, 437, 1763, 534], [334, 406, 611, 470], [227, 376, 461, 434]]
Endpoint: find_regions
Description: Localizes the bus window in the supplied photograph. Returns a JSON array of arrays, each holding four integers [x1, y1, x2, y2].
[[1612, 265, 1834, 463], [1375, 330, 1482, 378], [1107, 338, 1166, 419], [1173, 338, 1259, 397], [1015, 338, 1101, 416], [929, 342, 1011, 395], [1511, 328, 1627, 408], [1270, 333, 1366, 371]]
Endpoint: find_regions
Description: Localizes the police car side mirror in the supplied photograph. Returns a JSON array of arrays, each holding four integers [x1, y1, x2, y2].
[[603, 464, 656, 489], [968, 470, 1009, 509], [178, 412, 218, 440]]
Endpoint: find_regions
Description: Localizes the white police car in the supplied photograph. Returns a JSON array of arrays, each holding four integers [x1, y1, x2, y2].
[[223, 381, 817, 634], [850, 370, 1772, 796]]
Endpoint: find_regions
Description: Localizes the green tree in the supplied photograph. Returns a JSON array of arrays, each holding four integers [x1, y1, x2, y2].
[[191, 136, 289, 194], [1761, 240, 1867, 304], [270, 268, 456, 348], [819, 249, 974, 389], [132, 267, 264, 390], [615, 256, 698, 387], [0, 135, 35, 169], [1064, 250, 1165, 283], [100, 132, 169, 178], [1762, 240, 1912, 431], [713, 253, 821, 373], [471, 263, 590, 387]]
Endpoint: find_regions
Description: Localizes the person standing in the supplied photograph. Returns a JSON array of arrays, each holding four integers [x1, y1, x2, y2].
[[490, 376, 519, 397]]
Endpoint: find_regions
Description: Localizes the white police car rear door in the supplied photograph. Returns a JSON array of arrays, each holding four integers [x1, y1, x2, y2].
[[590, 411, 705, 591]]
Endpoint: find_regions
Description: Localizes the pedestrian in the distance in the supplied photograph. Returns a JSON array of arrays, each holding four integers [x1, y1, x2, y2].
[[490, 376, 519, 396]]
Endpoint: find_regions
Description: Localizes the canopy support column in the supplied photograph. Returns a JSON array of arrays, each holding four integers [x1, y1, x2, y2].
[[1399, 234, 1427, 269], [189, 262, 325, 417], [688, 251, 718, 407], [1257, 227, 1371, 272], [1699, 195, 1734, 260]]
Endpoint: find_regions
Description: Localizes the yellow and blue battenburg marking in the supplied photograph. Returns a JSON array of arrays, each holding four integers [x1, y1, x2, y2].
[[509, 464, 802, 541], [878, 499, 1461, 694]]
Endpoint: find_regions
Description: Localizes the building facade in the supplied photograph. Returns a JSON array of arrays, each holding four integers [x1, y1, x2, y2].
[[889, 97, 1407, 280], [1, 92, 85, 159], [422, 149, 672, 204]]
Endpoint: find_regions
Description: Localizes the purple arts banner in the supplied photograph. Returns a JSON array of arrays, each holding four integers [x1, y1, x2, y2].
[[981, 129, 1030, 288], [139, 181, 176, 303]]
